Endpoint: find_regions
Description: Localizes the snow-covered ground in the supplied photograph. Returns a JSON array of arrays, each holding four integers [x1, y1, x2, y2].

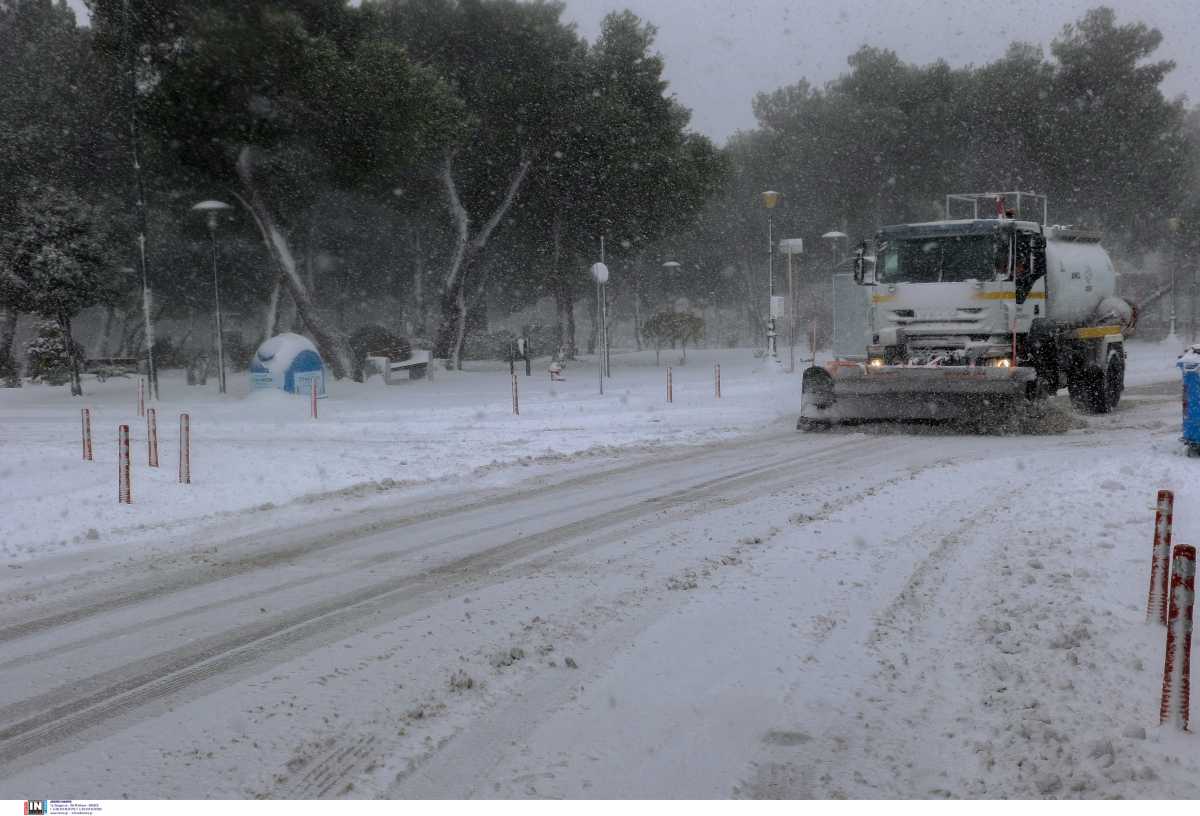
[[1, 339, 1198, 799], [0, 348, 798, 563]]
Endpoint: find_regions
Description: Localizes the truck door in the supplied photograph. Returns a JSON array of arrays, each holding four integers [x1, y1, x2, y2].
[[1016, 232, 1047, 305]]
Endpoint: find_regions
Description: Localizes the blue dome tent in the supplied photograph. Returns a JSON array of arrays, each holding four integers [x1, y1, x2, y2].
[[250, 333, 326, 396]]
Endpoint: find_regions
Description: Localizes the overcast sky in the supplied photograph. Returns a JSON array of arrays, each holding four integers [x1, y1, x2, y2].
[[66, 0, 1198, 144], [565, 0, 1198, 142]]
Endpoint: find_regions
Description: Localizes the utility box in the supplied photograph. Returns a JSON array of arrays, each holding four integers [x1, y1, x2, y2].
[[1179, 346, 1200, 454]]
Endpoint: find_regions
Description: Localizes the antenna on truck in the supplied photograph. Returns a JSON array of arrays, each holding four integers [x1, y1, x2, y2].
[[945, 191, 1048, 225]]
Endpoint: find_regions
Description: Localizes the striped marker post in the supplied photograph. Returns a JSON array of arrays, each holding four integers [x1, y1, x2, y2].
[[311, 378, 318, 420], [146, 408, 159, 467], [118, 424, 131, 504], [1161, 544, 1196, 731], [81, 408, 93, 461], [178, 413, 190, 484], [138, 377, 145, 417], [715, 364, 721, 398], [1148, 490, 1174, 625], [512, 373, 520, 416], [667, 367, 673, 403]]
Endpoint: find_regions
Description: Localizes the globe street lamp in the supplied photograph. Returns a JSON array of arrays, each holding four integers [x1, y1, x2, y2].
[[192, 200, 233, 394], [821, 231, 848, 268], [761, 191, 782, 362]]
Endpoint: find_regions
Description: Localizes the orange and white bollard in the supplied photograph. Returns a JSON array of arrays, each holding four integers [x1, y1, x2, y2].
[[81, 408, 93, 461], [1148, 490, 1174, 625], [512, 373, 520, 415], [118, 424, 131, 504], [311, 378, 318, 419], [667, 367, 673, 403], [138, 377, 145, 417], [715, 364, 721, 398], [1161, 544, 1196, 730], [178, 413, 190, 484], [146, 407, 159, 467]]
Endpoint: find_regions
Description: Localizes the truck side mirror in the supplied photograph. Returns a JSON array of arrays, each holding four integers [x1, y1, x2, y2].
[[852, 242, 875, 285]]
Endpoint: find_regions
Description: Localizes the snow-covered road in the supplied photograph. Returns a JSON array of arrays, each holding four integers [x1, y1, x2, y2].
[[3, 347, 1199, 798]]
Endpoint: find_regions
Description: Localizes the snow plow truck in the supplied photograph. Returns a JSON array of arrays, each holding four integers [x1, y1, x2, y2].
[[799, 192, 1135, 428]]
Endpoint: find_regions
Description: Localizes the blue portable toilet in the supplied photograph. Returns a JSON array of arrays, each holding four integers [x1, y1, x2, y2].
[[250, 333, 326, 397], [1178, 346, 1200, 455]]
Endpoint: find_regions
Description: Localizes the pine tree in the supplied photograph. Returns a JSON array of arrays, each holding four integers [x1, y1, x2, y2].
[[2, 188, 111, 396], [24, 319, 83, 386]]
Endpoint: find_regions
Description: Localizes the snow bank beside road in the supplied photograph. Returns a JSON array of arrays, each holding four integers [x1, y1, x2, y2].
[[1125, 339, 1190, 387]]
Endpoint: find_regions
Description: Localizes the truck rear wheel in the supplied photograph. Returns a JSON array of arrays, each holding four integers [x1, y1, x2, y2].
[[1068, 352, 1124, 414], [1103, 350, 1124, 411]]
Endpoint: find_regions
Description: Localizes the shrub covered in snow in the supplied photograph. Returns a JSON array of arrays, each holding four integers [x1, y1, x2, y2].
[[24, 319, 83, 385]]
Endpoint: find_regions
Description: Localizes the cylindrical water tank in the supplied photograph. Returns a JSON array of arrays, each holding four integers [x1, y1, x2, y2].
[[1043, 236, 1117, 325]]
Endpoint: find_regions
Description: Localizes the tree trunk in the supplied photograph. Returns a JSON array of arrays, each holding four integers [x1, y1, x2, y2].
[[116, 311, 134, 356], [233, 147, 354, 379], [550, 219, 577, 360], [565, 287, 576, 359], [633, 273, 643, 351], [0, 306, 20, 386], [586, 283, 598, 355], [433, 155, 531, 370], [94, 305, 115, 358], [262, 271, 283, 342], [60, 313, 82, 397], [450, 282, 469, 369], [411, 229, 426, 337], [554, 281, 577, 360]]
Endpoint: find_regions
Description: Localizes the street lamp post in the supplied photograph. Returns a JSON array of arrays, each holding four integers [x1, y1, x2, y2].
[[779, 239, 804, 372], [591, 260, 610, 395], [192, 200, 233, 394], [761, 191, 781, 362], [1167, 216, 1192, 343]]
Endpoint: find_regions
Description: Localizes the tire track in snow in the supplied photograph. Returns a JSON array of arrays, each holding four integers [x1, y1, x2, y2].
[[0, 434, 890, 773], [0, 429, 813, 645]]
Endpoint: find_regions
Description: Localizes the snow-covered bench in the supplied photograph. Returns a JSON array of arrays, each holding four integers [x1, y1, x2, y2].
[[368, 349, 431, 384]]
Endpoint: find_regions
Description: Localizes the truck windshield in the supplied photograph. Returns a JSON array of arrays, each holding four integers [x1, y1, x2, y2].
[[877, 234, 1007, 283]]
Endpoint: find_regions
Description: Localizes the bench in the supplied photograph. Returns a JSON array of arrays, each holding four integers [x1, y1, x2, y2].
[[85, 357, 140, 382], [367, 349, 432, 384]]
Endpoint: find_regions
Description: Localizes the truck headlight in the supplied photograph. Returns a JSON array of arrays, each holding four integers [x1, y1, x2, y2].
[[987, 358, 1012, 368], [869, 357, 885, 367]]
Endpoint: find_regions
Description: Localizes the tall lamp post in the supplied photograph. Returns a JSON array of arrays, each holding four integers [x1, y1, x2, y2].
[[761, 191, 781, 362], [192, 200, 233, 394], [591, 260, 610, 394], [779, 239, 804, 372], [1168, 217, 1183, 342]]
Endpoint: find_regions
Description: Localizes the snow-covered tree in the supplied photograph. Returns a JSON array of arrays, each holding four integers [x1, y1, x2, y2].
[[2, 188, 111, 396], [24, 319, 84, 386]]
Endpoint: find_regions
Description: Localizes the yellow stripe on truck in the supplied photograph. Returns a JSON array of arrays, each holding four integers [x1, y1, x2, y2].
[[1073, 325, 1124, 340], [870, 294, 896, 303]]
